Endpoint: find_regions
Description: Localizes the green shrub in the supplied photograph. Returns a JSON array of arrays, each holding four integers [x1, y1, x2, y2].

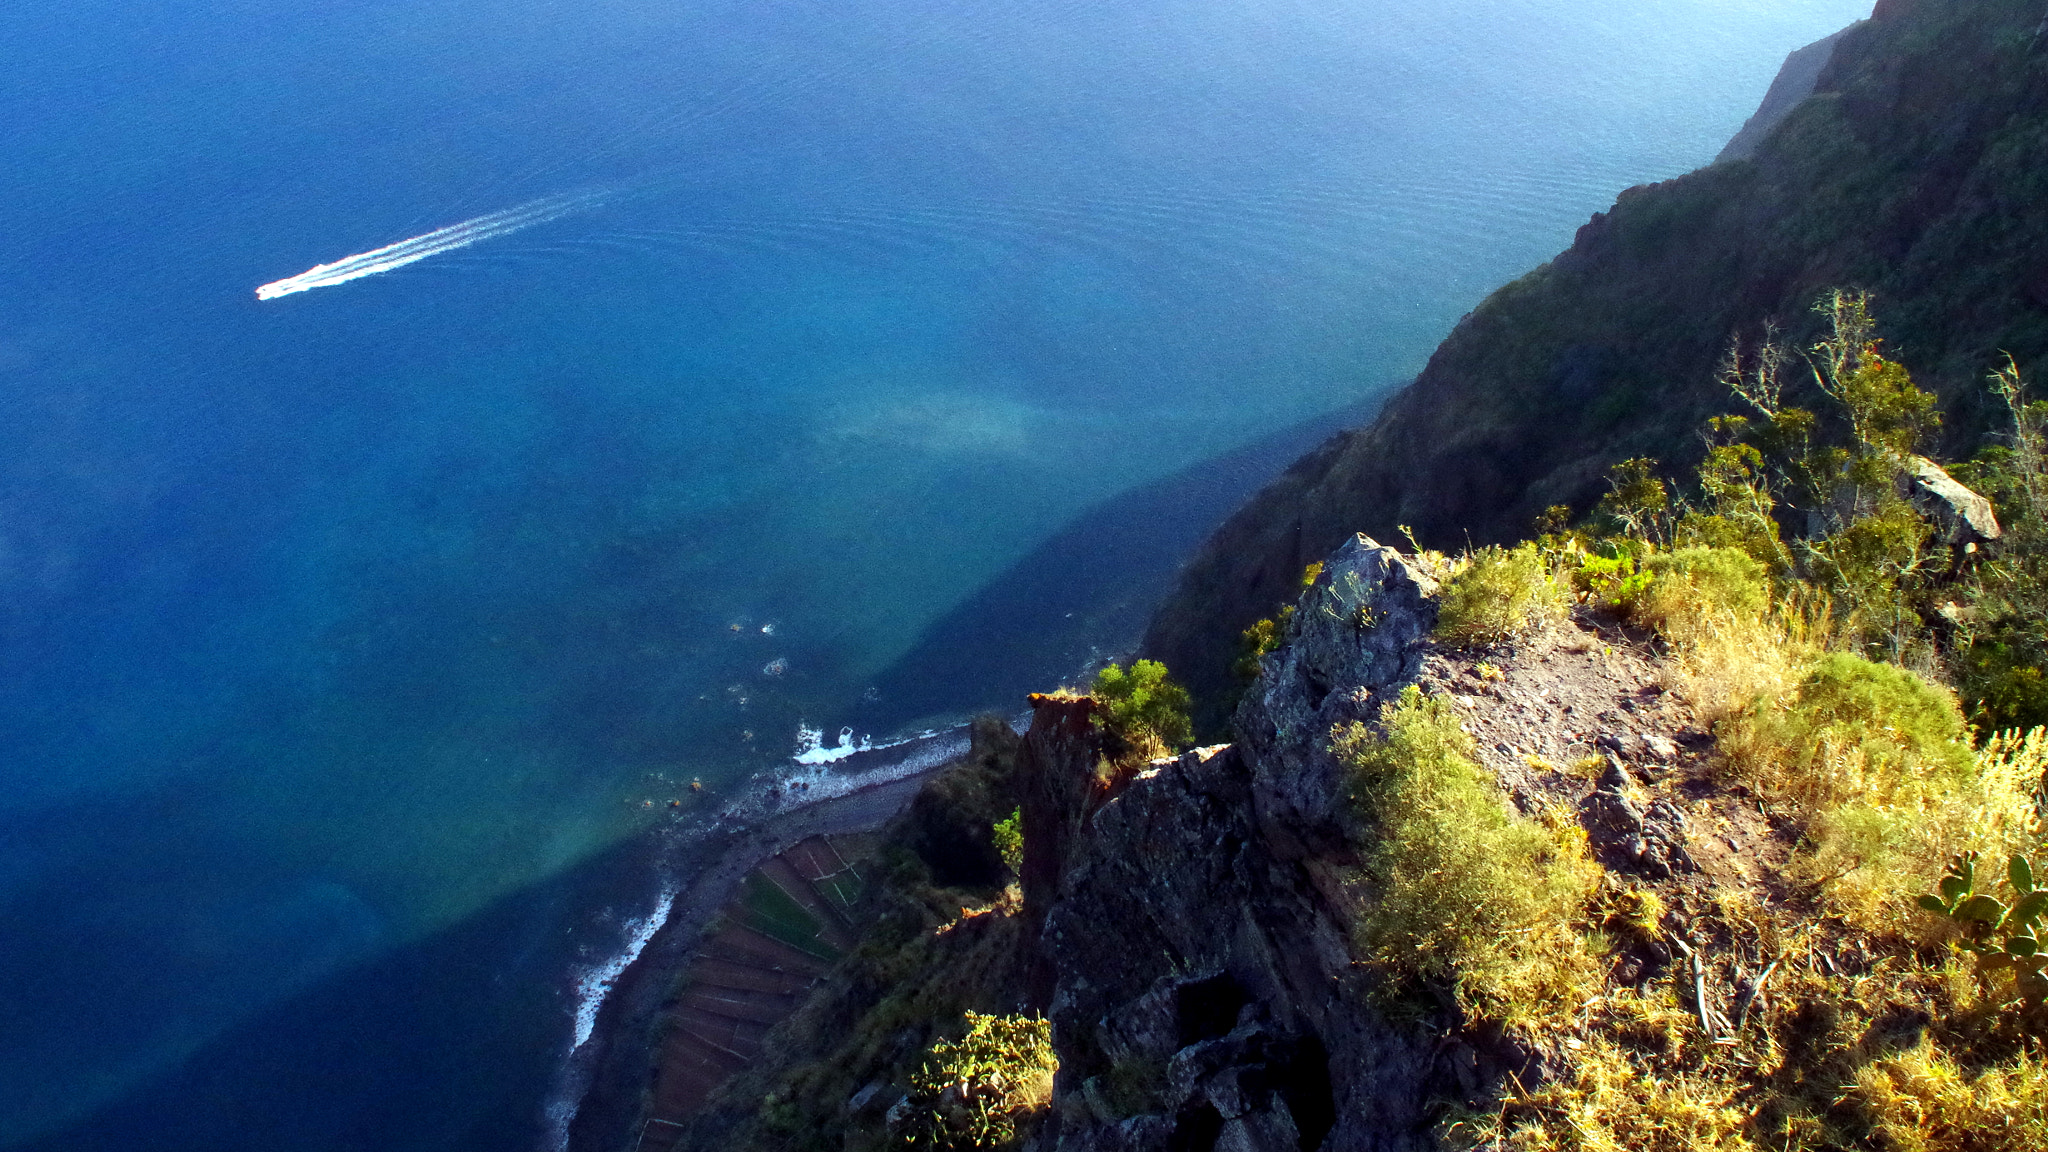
[[1641, 548, 1770, 618], [1720, 653, 2037, 932], [900, 1012, 1055, 1150], [1954, 356, 2048, 733], [1622, 546, 1772, 651], [1232, 610, 1291, 685], [1754, 652, 1974, 805], [991, 808, 1022, 877], [1091, 660, 1193, 763], [1595, 457, 1674, 543], [1434, 543, 1570, 648], [1573, 538, 1651, 606], [1961, 629, 2048, 735], [1334, 687, 1601, 1025], [1231, 563, 1324, 685]]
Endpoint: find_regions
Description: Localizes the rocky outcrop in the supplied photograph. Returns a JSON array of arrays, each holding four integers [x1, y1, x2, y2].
[[1028, 539, 1458, 1152], [1026, 531, 1767, 1151], [1898, 454, 2002, 555], [1230, 536, 1441, 858], [1143, 0, 2048, 732]]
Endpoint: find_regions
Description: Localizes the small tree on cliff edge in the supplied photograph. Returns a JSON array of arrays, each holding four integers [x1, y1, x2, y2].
[[1091, 660, 1193, 765]]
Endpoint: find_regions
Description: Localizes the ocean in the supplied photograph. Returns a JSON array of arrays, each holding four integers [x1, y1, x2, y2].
[[0, 0, 1870, 1147]]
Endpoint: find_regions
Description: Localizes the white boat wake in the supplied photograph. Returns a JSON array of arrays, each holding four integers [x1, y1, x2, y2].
[[255, 190, 608, 300]]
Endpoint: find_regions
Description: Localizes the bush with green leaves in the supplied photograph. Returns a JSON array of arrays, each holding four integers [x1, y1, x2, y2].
[[900, 1012, 1055, 1150], [1572, 538, 1652, 607], [1091, 660, 1192, 764], [991, 808, 1022, 877], [1231, 562, 1324, 686], [1719, 651, 2042, 932], [1434, 543, 1569, 648], [1952, 355, 2048, 733], [1623, 547, 1773, 651], [1594, 457, 1673, 544]]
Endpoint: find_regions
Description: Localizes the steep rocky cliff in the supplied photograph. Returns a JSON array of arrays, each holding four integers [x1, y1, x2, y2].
[[1022, 536, 1724, 1151], [1144, 0, 2048, 733]]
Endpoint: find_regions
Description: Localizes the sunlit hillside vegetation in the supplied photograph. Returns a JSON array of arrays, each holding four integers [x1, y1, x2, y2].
[[1381, 292, 2048, 1150]]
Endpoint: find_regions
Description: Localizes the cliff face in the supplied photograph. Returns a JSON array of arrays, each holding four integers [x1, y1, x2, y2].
[[1714, 26, 1858, 165], [1028, 538, 1448, 1152], [1144, 0, 2048, 734], [1024, 536, 1724, 1151]]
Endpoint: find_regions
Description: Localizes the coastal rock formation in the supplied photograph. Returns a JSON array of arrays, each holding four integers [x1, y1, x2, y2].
[[1027, 540, 1490, 1151], [1714, 25, 1858, 164], [1025, 535, 1758, 1152]]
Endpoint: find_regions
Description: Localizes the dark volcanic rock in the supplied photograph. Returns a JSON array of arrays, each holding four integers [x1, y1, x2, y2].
[[1027, 542, 1465, 1152], [1232, 535, 1440, 858], [1035, 742, 1434, 1152]]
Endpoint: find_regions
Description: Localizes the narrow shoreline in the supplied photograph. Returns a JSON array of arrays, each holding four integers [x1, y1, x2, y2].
[[557, 733, 975, 1152]]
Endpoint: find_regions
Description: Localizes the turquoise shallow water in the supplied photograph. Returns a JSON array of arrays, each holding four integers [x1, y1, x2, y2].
[[0, 0, 1871, 1147]]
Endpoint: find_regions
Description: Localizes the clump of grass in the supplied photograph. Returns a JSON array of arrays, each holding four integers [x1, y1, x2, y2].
[[1847, 1041, 2048, 1152], [1335, 686, 1602, 1026], [900, 1012, 1055, 1150], [1623, 887, 1668, 938], [1629, 547, 1772, 638], [1435, 543, 1571, 648], [1568, 754, 1608, 780], [1581, 542, 1795, 722], [1461, 1031, 1755, 1152], [1718, 653, 2039, 933]]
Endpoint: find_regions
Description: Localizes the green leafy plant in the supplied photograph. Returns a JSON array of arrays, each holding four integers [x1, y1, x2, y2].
[[1690, 292, 1949, 660], [901, 1012, 1056, 1149], [1231, 562, 1325, 685], [1091, 660, 1193, 764], [1595, 457, 1674, 544], [1917, 851, 2048, 1011], [991, 808, 1022, 877], [1233, 611, 1292, 684], [1573, 541, 1653, 607], [1953, 356, 2048, 732]]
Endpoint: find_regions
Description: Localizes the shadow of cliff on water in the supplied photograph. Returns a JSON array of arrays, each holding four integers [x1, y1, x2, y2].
[[10, 814, 714, 1152], [864, 390, 1394, 728]]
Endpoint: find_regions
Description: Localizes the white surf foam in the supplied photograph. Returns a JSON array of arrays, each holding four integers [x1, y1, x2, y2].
[[254, 190, 608, 300], [568, 884, 676, 1053]]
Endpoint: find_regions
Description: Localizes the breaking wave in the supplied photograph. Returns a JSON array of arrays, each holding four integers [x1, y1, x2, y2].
[[254, 189, 610, 300]]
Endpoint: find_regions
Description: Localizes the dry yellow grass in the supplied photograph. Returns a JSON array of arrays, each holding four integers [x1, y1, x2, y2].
[[1621, 545, 2042, 936], [1462, 1031, 1756, 1152], [1848, 1041, 2048, 1152]]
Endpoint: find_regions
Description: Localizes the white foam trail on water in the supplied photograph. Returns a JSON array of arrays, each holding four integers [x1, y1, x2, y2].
[[254, 190, 607, 300]]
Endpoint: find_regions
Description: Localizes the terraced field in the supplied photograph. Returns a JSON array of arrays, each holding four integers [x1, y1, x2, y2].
[[633, 833, 875, 1151]]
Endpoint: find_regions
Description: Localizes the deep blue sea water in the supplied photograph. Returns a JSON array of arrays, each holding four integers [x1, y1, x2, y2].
[[0, 0, 1871, 1147]]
